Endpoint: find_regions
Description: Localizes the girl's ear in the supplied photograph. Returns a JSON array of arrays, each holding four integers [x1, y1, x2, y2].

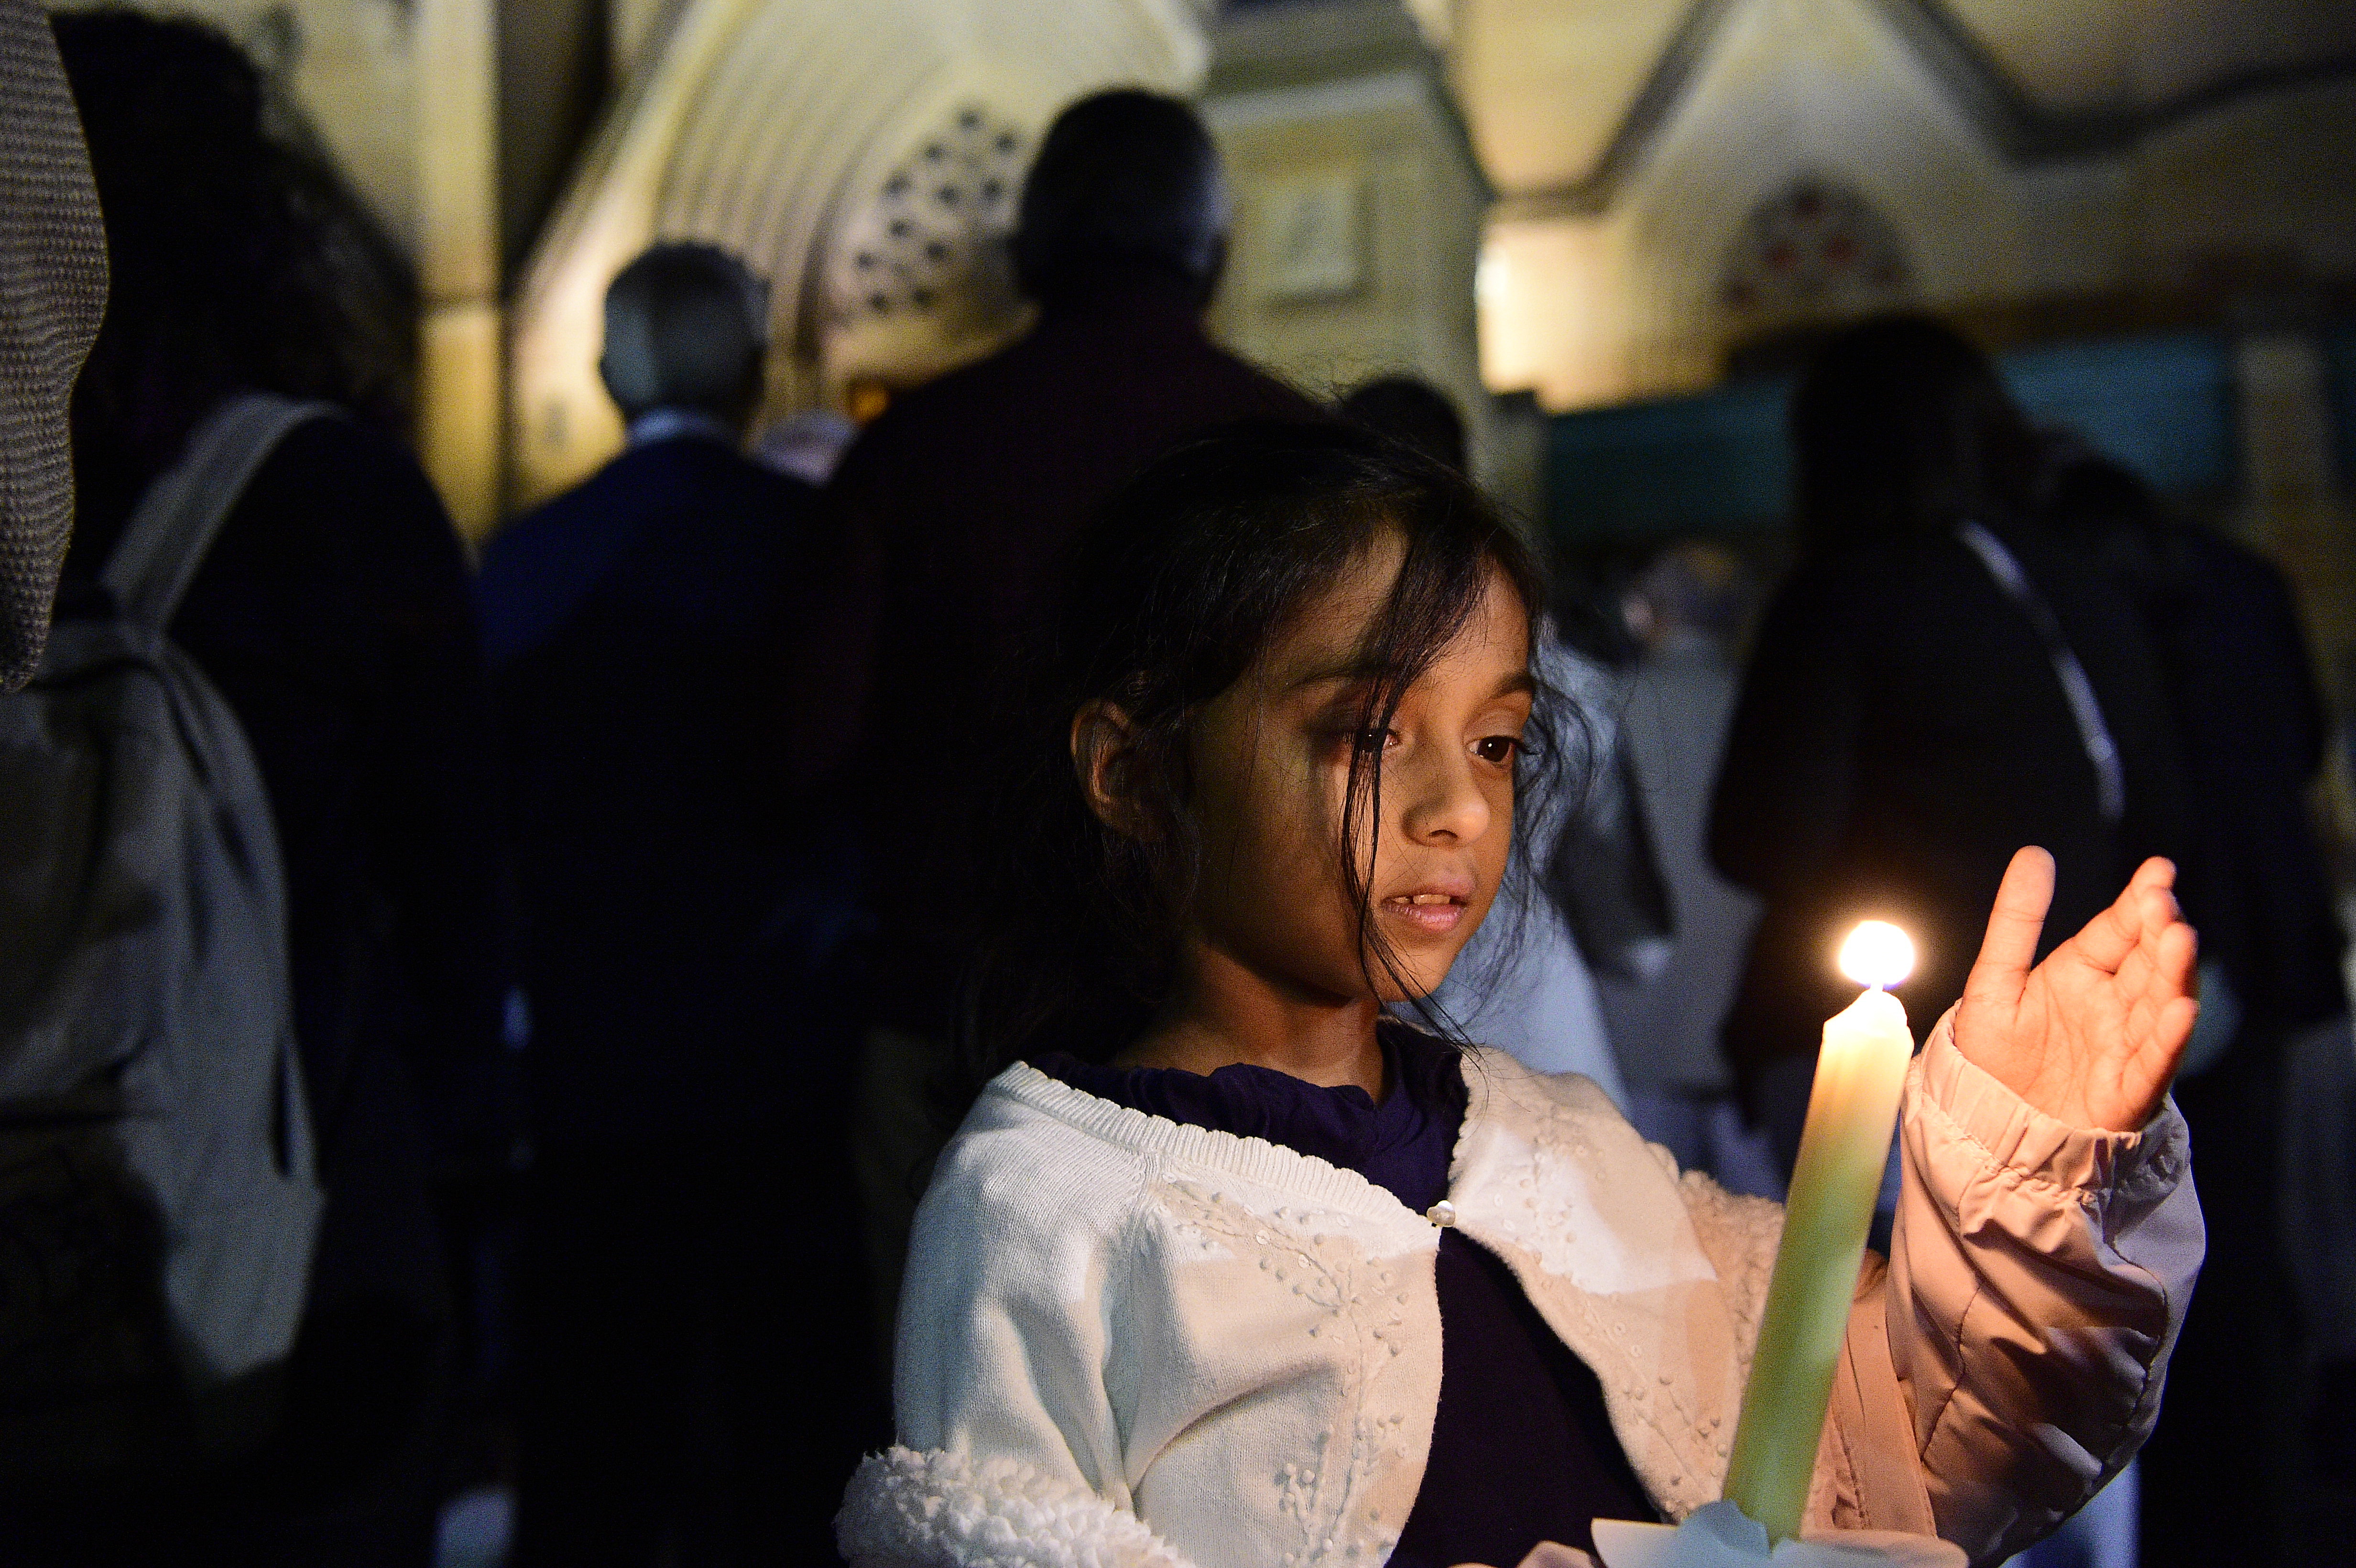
[[1072, 700, 1154, 840]]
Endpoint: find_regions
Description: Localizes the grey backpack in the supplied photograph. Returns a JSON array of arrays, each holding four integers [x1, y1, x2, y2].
[[0, 393, 326, 1476]]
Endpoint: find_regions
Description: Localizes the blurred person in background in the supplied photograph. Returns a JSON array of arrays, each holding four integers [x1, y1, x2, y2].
[[1710, 320, 2195, 1568], [1335, 374, 1471, 475], [817, 87, 1320, 1352], [1598, 544, 1777, 1198], [1339, 372, 1665, 1097], [45, 11, 510, 1563], [477, 240, 872, 1567], [2034, 445, 2351, 1565], [1709, 315, 2190, 1181]]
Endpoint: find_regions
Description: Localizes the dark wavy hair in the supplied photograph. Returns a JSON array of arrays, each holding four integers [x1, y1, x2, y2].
[[963, 420, 1561, 1078], [55, 8, 416, 560]]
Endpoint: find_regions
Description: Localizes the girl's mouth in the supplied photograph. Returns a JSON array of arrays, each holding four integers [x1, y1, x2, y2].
[[1381, 891, 1468, 935]]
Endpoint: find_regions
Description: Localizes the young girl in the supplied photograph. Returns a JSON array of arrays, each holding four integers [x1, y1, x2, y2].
[[837, 424, 2201, 1568]]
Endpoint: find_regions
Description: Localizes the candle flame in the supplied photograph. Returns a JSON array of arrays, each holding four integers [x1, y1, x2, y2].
[[1839, 921, 1915, 989]]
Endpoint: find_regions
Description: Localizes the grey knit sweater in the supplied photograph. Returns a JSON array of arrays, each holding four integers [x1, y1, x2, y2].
[[0, 0, 106, 687]]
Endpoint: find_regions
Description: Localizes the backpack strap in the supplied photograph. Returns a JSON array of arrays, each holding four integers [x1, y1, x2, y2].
[[104, 393, 339, 628], [1957, 519, 2127, 823]]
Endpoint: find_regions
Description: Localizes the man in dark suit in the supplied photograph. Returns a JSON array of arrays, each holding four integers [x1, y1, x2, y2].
[[811, 89, 1321, 1351], [478, 243, 869, 1568]]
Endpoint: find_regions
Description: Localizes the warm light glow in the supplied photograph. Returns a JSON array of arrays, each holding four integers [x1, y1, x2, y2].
[[1838, 921, 1915, 989], [1475, 246, 1509, 306]]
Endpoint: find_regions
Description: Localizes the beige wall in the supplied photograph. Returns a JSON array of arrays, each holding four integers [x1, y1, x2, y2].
[[2132, 77, 2356, 285], [1201, 2, 1536, 506], [1206, 71, 1484, 401]]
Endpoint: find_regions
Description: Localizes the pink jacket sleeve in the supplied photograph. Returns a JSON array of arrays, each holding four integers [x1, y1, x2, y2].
[[1811, 1010, 2202, 1564]]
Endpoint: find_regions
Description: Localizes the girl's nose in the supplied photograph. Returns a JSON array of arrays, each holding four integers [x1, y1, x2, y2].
[[1399, 745, 1491, 845]]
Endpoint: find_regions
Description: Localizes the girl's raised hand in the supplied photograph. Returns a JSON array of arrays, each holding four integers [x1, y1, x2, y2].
[[1952, 848, 2199, 1133]]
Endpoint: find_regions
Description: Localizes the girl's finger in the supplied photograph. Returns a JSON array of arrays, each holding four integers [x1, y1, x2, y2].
[[2155, 917, 2198, 1009], [2072, 858, 2175, 975], [2154, 993, 2199, 1064], [2127, 922, 2198, 1077], [1965, 846, 2055, 1009], [2133, 860, 2182, 946]]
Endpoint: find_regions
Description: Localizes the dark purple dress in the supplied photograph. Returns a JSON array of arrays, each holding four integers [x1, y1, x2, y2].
[[1033, 1024, 1659, 1566]]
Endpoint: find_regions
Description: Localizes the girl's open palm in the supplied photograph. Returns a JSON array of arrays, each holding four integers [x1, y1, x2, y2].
[[1953, 848, 2199, 1132]]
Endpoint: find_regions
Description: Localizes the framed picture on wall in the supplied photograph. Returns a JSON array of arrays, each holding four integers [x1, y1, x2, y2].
[[1256, 169, 1365, 302]]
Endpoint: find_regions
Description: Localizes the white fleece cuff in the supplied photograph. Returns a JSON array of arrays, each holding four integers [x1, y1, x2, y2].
[[837, 1446, 1199, 1568]]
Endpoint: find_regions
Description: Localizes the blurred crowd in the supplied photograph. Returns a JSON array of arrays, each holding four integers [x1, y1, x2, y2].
[[1, 7, 2352, 1568]]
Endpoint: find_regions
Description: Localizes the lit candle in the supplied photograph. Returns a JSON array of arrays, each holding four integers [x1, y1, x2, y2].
[[1722, 921, 1917, 1543]]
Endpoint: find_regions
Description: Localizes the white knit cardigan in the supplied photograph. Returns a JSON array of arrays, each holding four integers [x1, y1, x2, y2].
[[839, 1015, 2200, 1568]]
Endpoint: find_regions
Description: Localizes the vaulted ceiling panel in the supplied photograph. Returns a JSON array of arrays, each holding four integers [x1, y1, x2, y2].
[[1450, 0, 1690, 192]]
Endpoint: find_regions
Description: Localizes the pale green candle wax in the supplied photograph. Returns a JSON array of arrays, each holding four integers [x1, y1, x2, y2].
[[1722, 984, 1914, 1542]]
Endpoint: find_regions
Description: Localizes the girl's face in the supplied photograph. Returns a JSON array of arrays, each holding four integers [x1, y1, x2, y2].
[[1182, 537, 1533, 1005]]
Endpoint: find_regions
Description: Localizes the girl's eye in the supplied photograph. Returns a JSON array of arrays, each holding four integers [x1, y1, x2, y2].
[[1353, 728, 1398, 755], [1473, 734, 1522, 765]]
